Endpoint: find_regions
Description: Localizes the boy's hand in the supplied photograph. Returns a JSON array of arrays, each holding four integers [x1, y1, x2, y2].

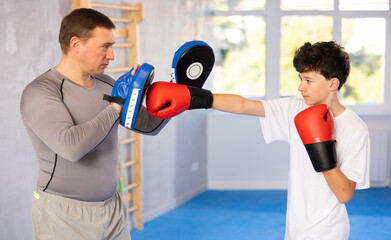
[[294, 104, 337, 172], [146, 82, 213, 119]]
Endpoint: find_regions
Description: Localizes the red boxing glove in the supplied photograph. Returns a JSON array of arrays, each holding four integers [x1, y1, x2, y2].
[[294, 104, 337, 172], [146, 82, 213, 119]]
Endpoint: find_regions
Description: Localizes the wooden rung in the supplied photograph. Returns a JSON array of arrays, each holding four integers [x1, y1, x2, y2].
[[91, 2, 140, 11], [127, 191, 133, 202], [117, 161, 137, 169], [105, 67, 131, 73], [118, 137, 136, 145], [124, 160, 137, 167], [120, 191, 134, 202], [124, 183, 138, 191], [128, 205, 138, 213], [114, 43, 134, 48], [113, 28, 128, 38], [110, 17, 131, 23]]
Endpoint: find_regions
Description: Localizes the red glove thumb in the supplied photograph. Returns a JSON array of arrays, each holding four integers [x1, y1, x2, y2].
[[294, 104, 334, 144]]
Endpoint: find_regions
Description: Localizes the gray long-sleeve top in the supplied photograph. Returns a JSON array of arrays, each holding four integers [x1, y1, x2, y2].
[[20, 69, 167, 201]]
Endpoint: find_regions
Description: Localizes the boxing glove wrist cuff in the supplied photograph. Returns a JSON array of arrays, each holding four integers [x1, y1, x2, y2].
[[305, 140, 337, 172], [187, 87, 213, 110]]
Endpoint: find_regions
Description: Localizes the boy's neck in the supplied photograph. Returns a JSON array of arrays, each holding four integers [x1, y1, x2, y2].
[[327, 99, 345, 118]]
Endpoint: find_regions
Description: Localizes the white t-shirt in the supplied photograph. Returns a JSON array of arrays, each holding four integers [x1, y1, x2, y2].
[[260, 97, 370, 240]]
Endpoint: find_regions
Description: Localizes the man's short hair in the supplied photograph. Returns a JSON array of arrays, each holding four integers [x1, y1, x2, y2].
[[293, 41, 350, 90], [59, 8, 115, 54]]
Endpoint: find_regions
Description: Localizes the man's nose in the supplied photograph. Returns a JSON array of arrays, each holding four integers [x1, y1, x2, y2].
[[106, 46, 115, 60]]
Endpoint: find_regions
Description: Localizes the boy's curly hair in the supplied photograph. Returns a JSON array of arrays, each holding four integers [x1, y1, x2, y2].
[[293, 41, 350, 90]]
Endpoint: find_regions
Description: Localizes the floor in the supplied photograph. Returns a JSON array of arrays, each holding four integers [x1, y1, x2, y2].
[[130, 188, 391, 240]]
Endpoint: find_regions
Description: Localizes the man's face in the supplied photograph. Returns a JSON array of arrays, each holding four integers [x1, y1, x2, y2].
[[78, 26, 115, 75], [298, 71, 334, 106]]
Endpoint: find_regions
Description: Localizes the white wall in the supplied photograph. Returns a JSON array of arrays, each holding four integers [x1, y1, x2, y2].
[[207, 111, 290, 189], [0, 1, 68, 239], [136, 0, 212, 222], [207, 111, 391, 189]]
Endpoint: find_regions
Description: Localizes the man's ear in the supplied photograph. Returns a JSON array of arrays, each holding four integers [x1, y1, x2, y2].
[[329, 77, 340, 91], [69, 36, 81, 53]]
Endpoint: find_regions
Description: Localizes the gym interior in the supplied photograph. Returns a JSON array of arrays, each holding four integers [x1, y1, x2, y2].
[[1, 0, 391, 239]]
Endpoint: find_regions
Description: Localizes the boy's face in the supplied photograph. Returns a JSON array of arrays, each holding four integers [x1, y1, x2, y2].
[[298, 71, 335, 106]]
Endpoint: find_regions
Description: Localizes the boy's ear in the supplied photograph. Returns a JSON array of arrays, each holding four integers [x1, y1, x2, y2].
[[329, 77, 340, 91]]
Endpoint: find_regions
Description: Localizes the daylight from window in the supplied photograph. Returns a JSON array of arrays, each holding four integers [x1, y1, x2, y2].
[[212, 0, 389, 106]]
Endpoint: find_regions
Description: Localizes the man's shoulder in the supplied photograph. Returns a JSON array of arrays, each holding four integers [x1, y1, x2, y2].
[[94, 73, 115, 87], [21, 69, 64, 116], [24, 69, 63, 94]]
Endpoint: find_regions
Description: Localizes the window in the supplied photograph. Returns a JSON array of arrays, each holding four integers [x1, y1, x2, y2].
[[211, 0, 390, 110], [341, 18, 386, 105], [280, 15, 333, 97], [339, 0, 389, 11], [213, 16, 266, 96], [281, 0, 333, 11]]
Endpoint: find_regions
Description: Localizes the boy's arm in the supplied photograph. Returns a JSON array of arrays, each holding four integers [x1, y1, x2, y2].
[[323, 168, 356, 204], [294, 105, 357, 203], [146, 84, 266, 119], [212, 94, 265, 117]]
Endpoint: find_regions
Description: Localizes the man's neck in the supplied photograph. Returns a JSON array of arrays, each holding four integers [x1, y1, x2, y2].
[[55, 56, 94, 87]]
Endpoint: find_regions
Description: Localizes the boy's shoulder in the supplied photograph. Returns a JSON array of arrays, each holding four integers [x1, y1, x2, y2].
[[336, 107, 368, 135], [263, 97, 307, 113], [264, 96, 306, 106]]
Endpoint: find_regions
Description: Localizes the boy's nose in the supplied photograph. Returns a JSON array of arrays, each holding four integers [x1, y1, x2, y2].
[[298, 82, 305, 92]]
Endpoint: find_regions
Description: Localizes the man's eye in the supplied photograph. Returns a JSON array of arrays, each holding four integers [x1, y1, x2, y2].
[[103, 45, 108, 50]]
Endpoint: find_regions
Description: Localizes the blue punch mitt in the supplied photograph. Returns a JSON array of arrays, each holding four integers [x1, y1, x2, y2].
[[104, 63, 155, 130], [171, 40, 214, 88]]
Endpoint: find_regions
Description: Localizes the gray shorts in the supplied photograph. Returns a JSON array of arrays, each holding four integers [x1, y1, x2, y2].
[[31, 189, 131, 240]]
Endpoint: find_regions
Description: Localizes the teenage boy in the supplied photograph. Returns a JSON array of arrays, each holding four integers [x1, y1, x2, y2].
[[146, 41, 370, 239]]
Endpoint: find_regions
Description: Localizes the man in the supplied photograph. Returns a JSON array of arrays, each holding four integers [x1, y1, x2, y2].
[[20, 8, 166, 239]]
